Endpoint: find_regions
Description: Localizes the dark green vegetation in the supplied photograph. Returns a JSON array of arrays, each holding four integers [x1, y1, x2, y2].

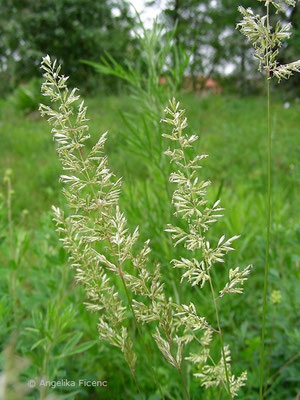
[[0, 0, 134, 92], [1, 1, 300, 95], [1, 93, 299, 399]]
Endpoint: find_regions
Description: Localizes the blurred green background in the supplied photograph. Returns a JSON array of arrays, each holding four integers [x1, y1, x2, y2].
[[0, 1, 299, 399]]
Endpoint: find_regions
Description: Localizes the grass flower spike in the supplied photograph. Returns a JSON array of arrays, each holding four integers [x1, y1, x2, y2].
[[39, 55, 138, 376], [162, 98, 252, 398], [237, 2, 300, 81]]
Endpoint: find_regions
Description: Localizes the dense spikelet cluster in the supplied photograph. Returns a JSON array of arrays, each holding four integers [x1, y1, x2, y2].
[[40, 56, 252, 397], [162, 98, 251, 397], [39, 55, 139, 375], [237, 1, 300, 81], [162, 99, 252, 298]]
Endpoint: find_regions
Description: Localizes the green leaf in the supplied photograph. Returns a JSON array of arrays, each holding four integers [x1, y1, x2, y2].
[[54, 340, 97, 359]]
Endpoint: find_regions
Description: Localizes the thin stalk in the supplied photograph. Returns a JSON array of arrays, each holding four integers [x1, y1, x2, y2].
[[40, 346, 51, 400], [176, 366, 190, 400], [218, 385, 223, 400], [265, 306, 276, 394], [208, 275, 232, 400], [259, 12, 272, 393], [132, 370, 143, 399]]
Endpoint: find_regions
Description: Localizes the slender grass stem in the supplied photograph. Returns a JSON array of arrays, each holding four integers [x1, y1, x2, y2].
[[259, 62, 272, 400], [265, 306, 276, 394], [177, 366, 190, 400], [132, 370, 143, 399], [208, 275, 232, 400]]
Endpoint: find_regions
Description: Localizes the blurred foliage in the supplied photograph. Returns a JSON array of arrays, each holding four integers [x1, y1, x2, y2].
[[160, 0, 263, 86], [84, 21, 189, 272], [8, 78, 45, 115], [84, 20, 188, 162], [0, 0, 136, 92], [0, 0, 299, 95]]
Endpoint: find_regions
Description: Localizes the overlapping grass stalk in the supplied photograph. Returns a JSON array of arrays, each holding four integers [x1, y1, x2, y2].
[[237, 1, 300, 397], [40, 57, 252, 398]]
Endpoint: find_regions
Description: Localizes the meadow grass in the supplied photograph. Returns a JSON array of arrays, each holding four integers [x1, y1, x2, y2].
[[1, 93, 299, 223], [0, 92, 300, 399]]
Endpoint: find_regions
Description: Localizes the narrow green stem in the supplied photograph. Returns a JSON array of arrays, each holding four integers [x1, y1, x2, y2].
[[218, 384, 223, 400], [259, 71, 271, 400], [208, 275, 232, 400], [265, 306, 276, 394], [40, 347, 51, 400], [132, 370, 143, 399], [177, 366, 190, 400]]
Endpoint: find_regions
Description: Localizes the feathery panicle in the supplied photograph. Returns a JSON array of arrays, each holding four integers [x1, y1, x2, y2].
[[39, 55, 136, 374], [193, 346, 247, 398], [162, 98, 251, 397], [237, 2, 300, 81], [162, 98, 251, 293]]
